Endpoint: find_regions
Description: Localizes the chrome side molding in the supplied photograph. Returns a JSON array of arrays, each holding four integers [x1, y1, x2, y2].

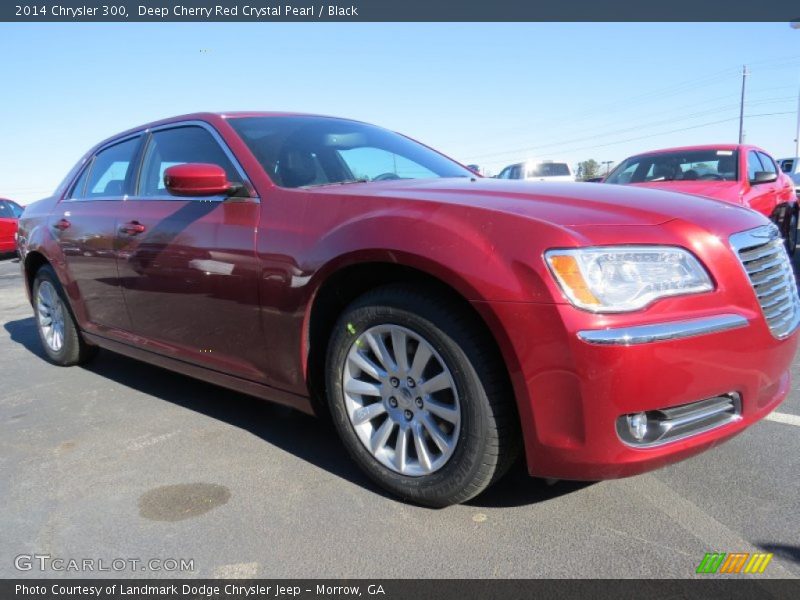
[[577, 314, 749, 346]]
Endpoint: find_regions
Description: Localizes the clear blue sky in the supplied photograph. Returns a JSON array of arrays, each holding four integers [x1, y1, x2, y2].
[[1, 22, 799, 202]]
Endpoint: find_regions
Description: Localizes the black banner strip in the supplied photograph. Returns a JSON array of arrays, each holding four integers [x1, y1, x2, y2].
[[5, 579, 800, 600], [2, 1, 800, 22]]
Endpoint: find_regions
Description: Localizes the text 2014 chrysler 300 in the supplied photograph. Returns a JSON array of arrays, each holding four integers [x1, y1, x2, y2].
[[16, 113, 800, 506]]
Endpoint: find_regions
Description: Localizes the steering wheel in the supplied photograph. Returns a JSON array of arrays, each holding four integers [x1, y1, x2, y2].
[[372, 172, 401, 181], [699, 174, 724, 181]]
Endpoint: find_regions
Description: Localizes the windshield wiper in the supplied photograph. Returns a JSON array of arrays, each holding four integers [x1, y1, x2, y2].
[[303, 178, 370, 189]]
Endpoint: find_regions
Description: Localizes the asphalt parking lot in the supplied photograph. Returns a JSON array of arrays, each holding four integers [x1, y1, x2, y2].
[[0, 255, 798, 579]]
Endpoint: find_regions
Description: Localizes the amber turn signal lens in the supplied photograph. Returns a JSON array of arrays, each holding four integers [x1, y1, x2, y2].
[[547, 254, 600, 307]]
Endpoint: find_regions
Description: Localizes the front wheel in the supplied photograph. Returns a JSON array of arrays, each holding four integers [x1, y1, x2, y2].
[[33, 265, 97, 366], [325, 285, 520, 507]]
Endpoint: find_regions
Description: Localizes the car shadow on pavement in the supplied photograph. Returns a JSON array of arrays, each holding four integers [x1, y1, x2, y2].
[[5, 316, 591, 509], [467, 462, 593, 508], [757, 543, 800, 566]]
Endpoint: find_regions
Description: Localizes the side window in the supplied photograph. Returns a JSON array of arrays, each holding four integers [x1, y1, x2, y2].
[[510, 165, 523, 179], [10, 202, 23, 218], [85, 137, 141, 199], [138, 126, 239, 197], [757, 152, 777, 176], [747, 150, 764, 182], [0, 201, 13, 218], [497, 168, 510, 179], [68, 161, 92, 199]]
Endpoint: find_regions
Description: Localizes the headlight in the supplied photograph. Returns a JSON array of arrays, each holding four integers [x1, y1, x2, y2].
[[545, 246, 713, 312]]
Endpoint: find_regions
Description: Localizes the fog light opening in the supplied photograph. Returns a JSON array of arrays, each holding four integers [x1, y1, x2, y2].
[[627, 412, 649, 442]]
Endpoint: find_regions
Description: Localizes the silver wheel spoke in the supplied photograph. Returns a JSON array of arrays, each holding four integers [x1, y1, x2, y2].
[[352, 402, 387, 426], [412, 422, 433, 472], [422, 414, 450, 453], [394, 426, 409, 472], [390, 329, 409, 372], [349, 351, 386, 381], [343, 324, 460, 477], [370, 418, 395, 454], [344, 378, 382, 397], [424, 398, 460, 424], [420, 372, 452, 395], [365, 332, 396, 372], [409, 342, 432, 380]]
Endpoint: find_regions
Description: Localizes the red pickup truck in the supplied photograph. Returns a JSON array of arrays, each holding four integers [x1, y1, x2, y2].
[[16, 114, 799, 506]]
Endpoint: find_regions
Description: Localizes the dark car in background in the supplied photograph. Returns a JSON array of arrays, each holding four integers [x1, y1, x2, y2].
[[0, 198, 23, 256], [605, 145, 798, 254]]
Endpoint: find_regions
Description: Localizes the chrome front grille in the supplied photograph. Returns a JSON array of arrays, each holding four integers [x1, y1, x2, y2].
[[730, 225, 800, 339]]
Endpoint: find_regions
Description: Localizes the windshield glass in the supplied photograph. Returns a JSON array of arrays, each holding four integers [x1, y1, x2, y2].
[[228, 116, 473, 188], [606, 149, 739, 184], [527, 163, 570, 177]]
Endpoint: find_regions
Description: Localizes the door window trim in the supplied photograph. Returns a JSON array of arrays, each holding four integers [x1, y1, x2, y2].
[[129, 120, 258, 203], [62, 133, 144, 203]]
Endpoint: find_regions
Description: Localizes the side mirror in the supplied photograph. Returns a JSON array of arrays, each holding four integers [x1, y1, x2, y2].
[[163, 163, 235, 197], [750, 171, 778, 185]]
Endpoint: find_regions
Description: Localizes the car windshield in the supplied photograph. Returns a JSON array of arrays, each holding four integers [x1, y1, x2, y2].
[[528, 163, 570, 177], [606, 149, 739, 184], [228, 116, 473, 188]]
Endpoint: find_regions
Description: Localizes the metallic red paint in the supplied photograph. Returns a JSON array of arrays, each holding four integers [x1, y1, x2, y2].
[[163, 163, 233, 197], [613, 144, 798, 240], [16, 114, 799, 481], [0, 198, 20, 253]]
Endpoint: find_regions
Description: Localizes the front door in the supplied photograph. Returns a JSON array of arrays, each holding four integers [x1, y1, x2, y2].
[[53, 136, 142, 332], [743, 149, 779, 218], [115, 124, 266, 381]]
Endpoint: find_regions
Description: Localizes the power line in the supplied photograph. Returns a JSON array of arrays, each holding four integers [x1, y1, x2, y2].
[[463, 97, 796, 161]]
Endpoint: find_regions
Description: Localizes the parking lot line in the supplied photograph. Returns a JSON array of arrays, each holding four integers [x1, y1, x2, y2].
[[765, 411, 800, 427]]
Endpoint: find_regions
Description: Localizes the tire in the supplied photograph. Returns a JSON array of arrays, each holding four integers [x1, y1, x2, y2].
[[786, 211, 798, 256], [325, 284, 521, 507], [32, 264, 97, 366]]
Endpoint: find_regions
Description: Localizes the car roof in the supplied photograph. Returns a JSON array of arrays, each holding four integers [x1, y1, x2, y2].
[[90, 111, 367, 152], [628, 144, 764, 158]]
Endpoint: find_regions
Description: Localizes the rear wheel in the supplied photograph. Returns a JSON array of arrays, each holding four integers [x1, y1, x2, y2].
[[325, 284, 520, 507], [33, 265, 97, 366]]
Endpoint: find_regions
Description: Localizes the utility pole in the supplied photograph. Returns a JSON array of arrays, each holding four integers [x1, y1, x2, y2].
[[795, 81, 800, 158], [738, 65, 748, 144]]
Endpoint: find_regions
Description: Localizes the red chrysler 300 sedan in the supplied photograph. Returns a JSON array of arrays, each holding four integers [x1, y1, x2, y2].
[[605, 145, 799, 255], [16, 113, 800, 506]]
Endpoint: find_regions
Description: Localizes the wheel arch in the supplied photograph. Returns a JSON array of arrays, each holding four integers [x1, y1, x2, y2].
[[303, 258, 525, 440]]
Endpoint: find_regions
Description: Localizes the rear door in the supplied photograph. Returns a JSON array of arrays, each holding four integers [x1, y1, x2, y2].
[[53, 136, 142, 332], [115, 122, 265, 381]]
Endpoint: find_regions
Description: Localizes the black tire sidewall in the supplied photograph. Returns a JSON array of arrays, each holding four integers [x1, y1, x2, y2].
[[788, 213, 798, 256], [326, 293, 497, 507]]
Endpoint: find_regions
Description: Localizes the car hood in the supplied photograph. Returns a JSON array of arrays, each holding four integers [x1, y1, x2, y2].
[[310, 178, 752, 227], [627, 180, 742, 203]]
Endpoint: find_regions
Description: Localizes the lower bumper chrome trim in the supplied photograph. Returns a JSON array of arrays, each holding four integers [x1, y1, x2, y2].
[[577, 314, 749, 346]]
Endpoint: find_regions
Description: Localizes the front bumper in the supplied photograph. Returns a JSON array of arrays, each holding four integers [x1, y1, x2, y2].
[[479, 300, 798, 480]]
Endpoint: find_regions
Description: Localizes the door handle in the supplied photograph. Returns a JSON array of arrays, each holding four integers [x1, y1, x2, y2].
[[119, 221, 146, 235], [52, 218, 71, 231]]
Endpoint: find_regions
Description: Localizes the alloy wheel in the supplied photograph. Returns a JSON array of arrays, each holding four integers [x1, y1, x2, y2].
[[342, 324, 461, 476], [36, 280, 66, 353]]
